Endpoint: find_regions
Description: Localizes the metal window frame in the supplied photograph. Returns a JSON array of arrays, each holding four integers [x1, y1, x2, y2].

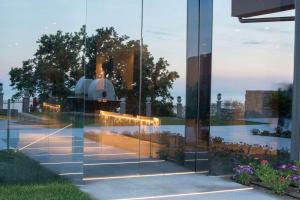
[[291, 1, 300, 161]]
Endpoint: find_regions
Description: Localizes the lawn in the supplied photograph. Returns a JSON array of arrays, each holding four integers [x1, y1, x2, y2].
[[0, 150, 92, 200], [159, 117, 268, 126]]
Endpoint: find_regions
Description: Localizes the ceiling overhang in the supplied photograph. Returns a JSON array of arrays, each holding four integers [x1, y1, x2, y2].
[[232, 0, 295, 18]]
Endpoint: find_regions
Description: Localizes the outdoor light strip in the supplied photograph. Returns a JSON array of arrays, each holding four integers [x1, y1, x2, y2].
[[33, 152, 83, 157], [18, 124, 73, 151], [84, 153, 137, 157], [51, 135, 74, 138], [24, 146, 112, 150], [40, 161, 83, 165], [33, 152, 136, 157], [24, 139, 95, 143], [40, 159, 162, 166], [59, 172, 83, 176], [84, 141, 97, 144], [83, 171, 208, 181], [25, 146, 85, 150], [184, 159, 209, 162], [184, 151, 208, 154], [83, 160, 165, 166], [113, 188, 254, 200]]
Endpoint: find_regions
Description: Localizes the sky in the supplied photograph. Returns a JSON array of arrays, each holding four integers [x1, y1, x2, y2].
[[0, 0, 295, 104]]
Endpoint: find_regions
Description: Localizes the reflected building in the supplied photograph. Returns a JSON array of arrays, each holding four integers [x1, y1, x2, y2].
[[69, 52, 135, 113], [245, 90, 274, 118]]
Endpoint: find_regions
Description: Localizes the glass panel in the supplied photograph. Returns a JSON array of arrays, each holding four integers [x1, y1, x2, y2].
[[0, 0, 86, 184], [140, 0, 192, 174], [83, 0, 142, 179], [210, 0, 295, 175]]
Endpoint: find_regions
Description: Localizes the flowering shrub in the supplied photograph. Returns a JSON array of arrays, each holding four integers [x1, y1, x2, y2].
[[271, 175, 292, 195], [291, 174, 300, 190], [233, 160, 298, 195], [260, 160, 268, 166], [254, 161, 278, 187], [233, 165, 254, 185]]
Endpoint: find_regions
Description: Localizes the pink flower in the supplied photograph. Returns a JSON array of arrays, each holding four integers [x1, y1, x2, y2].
[[260, 160, 268, 166]]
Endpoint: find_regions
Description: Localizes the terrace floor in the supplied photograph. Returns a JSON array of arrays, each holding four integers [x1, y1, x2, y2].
[[0, 119, 292, 200], [80, 173, 286, 200]]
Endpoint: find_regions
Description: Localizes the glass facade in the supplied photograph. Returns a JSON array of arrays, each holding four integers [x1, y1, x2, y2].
[[210, 0, 295, 174], [0, 0, 297, 185]]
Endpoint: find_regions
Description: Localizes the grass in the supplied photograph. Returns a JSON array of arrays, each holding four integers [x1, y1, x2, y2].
[[0, 150, 92, 200], [210, 118, 268, 126], [159, 117, 268, 126]]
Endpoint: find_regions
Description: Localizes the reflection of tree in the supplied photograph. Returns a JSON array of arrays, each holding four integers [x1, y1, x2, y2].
[[269, 84, 292, 128], [9, 27, 179, 116], [9, 59, 36, 99], [10, 28, 85, 101], [86, 27, 179, 115]]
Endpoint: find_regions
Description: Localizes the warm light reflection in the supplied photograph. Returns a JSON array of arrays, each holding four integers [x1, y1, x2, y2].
[[42, 102, 61, 112], [98, 110, 160, 126]]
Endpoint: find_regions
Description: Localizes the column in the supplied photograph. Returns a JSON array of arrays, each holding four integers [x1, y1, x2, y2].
[[177, 96, 183, 118], [120, 97, 126, 114], [291, 0, 300, 160], [146, 97, 151, 117], [186, 0, 213, 171], [0, 83, 3, 110], [22, 93, 30, 113]]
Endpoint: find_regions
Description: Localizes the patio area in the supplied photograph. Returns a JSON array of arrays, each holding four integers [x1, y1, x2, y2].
[[0, 119, 294, 199], [80, 173, 287, 200]]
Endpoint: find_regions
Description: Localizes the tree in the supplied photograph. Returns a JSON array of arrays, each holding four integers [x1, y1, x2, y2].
[[269, 85, 292, 128], [9, 26, 179, 115], [85, 27, 179, 115], [9, 59, 36, 100], [10, 28, 85, 102], [34, 28, 85, 101]]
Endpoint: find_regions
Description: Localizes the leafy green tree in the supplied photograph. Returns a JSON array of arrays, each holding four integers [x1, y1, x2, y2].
[[9, 59, 36, 100], [86, 27, 179, 115], [34, 29, 85, 101], [9, 26, 179, 115], [269, 85, 292, 128]]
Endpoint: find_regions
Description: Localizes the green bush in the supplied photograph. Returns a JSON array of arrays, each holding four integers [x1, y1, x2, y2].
[[254, 162, 277, 186], [271, 176, 291, 195], [253, 161, 291, 195], [237, 172, 252, 186]]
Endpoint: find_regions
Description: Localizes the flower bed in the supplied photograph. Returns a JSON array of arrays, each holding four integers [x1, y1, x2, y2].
[[233, 159, 300, 198], [209, 136, 290, 175]]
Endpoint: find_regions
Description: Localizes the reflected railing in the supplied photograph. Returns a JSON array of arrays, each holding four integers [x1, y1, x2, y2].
[[18, 123, 73, 151], [97, 110, 160, 126]]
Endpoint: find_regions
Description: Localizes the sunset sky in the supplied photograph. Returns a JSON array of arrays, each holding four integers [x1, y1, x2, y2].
[[0, 0, 295, 104]]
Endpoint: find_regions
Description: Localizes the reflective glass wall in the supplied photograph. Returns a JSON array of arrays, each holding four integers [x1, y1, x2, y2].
[[1, 0, 207, 184], [210, 0, 295, 174], [1, 0, 295, 183], [82, 0, 200, 179], [83, 0, 142, 179], [141, 0, 191, 174], [0, 0, 86, 184]]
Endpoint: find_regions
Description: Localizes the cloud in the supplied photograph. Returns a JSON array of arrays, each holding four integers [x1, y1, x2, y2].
[[146, 30, 173, 36], [145, 29, 184, 40]]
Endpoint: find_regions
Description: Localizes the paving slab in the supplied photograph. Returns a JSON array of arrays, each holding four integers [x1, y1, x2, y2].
[[81, 173, 283, 200]]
